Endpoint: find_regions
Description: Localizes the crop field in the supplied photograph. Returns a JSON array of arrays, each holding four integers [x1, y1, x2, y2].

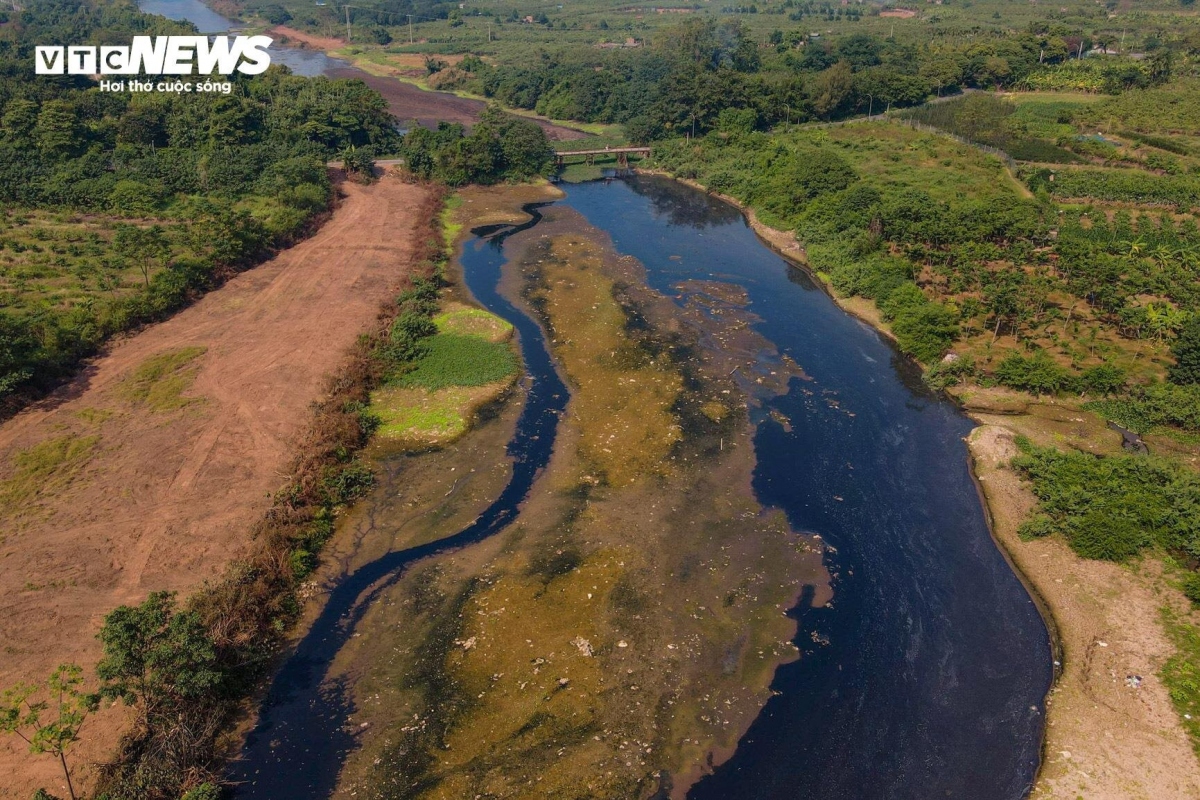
[[247, 0, 1200, 63]]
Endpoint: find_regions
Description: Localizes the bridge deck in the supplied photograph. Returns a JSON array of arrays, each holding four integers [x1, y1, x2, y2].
[[554, 147, 651, 156]]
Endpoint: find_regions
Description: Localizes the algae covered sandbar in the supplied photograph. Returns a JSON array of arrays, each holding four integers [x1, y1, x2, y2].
[[324, 186, 830, 799]]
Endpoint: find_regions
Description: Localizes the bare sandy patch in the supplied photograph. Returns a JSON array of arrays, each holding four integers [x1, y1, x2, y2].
[[969, 424, 1200, 799], [267, 25, 344, 50], [0, 176, 430, 798]]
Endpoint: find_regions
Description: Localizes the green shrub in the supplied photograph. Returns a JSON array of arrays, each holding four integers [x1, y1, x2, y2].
[[322, 461, 374, 505], [1170, 316, 1200, 385], [1085, 382, 1200, 433], [1012, 439, 1200, 563], [398, 334, 518, 391], [994, 350, 1071, 395], [1182, 573, 1200, 605]]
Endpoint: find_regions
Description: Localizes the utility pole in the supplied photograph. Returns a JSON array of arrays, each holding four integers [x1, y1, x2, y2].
[[344, 5, 354, 42], [488, 20, 493, 41], [408, 14, 415, 44]]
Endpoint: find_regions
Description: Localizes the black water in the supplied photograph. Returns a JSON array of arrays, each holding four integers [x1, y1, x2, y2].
[[228, 208, 568, 797], [565, 176, 1052, 800], [230, 177, 1052, 798]]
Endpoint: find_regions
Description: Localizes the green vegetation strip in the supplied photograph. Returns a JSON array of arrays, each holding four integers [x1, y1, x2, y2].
[[398, 334, 518, 391]]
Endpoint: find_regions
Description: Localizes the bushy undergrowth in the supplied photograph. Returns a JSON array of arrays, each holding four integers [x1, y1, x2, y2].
[[1012, 438, 1200, 564], [1026, 166, 1200, 209], [1085, 382, 1200, 433]]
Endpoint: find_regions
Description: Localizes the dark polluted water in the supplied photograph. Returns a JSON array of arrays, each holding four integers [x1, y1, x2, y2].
[[228, 207, 568, 797], [565, 175, 1052, 800], [229, 176, 1052, 798], [137, 0, 349, 76]]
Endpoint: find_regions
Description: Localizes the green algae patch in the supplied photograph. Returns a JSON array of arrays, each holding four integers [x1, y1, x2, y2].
[[524, 234, 683, 487], [115, 346, 207, 411], [0, 433, 100, 508], [433, 306, 513, 342], [371, 306, 517, 447]]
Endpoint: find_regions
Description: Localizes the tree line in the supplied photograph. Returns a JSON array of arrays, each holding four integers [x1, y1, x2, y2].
[[422, 18, 1196, 142], [0, 0, 404, 411]]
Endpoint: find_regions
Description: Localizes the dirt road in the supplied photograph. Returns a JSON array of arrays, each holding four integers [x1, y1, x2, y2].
[[0, 176, 429, 798]]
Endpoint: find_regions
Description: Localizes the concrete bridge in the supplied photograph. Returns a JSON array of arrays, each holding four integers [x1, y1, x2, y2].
[[555, 146, 651, 168]]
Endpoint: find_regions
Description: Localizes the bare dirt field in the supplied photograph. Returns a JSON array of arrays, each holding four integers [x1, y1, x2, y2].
[[0, 175, 430, 798], [329, 67, 587, 140], [970, 423, 1200, 800]]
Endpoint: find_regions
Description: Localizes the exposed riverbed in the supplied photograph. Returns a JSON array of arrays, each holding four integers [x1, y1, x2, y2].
[[225, 177, 1052, 799]]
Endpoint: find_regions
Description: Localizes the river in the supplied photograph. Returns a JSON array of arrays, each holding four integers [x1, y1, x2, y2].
[[573, 176, 1052, 798], [139, 0, 348, 76], [224, 175, 1052, 798], [135, 0, 587, 137]]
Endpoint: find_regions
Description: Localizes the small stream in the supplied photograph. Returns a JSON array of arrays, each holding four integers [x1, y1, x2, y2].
[[228, 208, 567, 796]]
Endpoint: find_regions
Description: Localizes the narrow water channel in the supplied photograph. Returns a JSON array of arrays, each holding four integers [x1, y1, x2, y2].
[[228, 208, 566, 796], [229, 176, 1051, 798]]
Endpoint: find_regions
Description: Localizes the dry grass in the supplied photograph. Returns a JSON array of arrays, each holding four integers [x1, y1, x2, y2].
[[0, 433, 100, 508], [114, 347, 207, 411]]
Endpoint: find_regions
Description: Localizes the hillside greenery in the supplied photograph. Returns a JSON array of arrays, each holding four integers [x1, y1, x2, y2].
[[0, 0, 403, 411]]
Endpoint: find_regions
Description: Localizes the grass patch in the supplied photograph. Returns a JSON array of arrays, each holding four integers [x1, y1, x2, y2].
[[440, 194, 464, 249], [0, 433, 100, 507], [1161, 606, 1200, 758], [371, 385, 473, 441], [115, 347, 207, 411], [433, 307, 513, 342], [397, 334, 517, 391]]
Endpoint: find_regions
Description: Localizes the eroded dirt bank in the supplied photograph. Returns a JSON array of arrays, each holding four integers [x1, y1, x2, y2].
[[968, 411, 1200, 800], [293, 185, 830, 799], [0, 176, 431, 798]]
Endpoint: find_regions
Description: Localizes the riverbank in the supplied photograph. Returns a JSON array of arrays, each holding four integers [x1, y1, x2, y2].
[[652, 168, 1200, 797], [264, 25, 588, 140], [634, 169, 898, 344], [0, 174, 434, 798]]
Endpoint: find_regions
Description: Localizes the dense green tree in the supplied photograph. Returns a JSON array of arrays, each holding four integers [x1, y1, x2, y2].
[[34, 100, 80, 157], [1170, 316, 1200, 385], [96, 592, 223, 732]]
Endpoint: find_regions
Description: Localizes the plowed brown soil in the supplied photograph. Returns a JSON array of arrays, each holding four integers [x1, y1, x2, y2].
[[0, 175, 430, 798]]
